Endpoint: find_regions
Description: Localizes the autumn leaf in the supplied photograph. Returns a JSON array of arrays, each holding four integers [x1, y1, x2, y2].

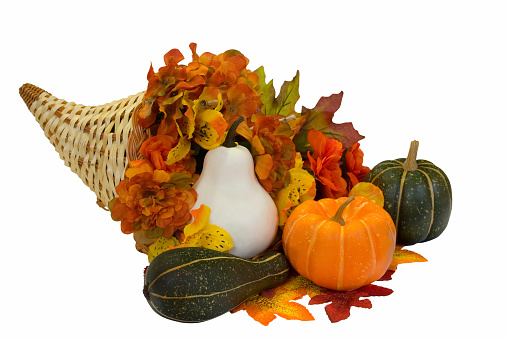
[[389, 245, 428, 271], [308, 284, 393, 323], [283, 274, 393, 324], [160, 172, 194, 190], [348, 182, 384, 207], [379, 246, 428, 281], [232, 246, 427, 325], [254, 66, 275, 115], [292, 93, 364, 151], [231, 274, 315, 326], [255, 66, 300, 117], [377, 269, 396, 281], [272, 274, 323, 298]]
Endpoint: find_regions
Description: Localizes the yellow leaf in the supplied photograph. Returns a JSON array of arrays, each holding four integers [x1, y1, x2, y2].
[[349, 182, 384, 207], [388, 245, 428, 271], [279, 274, 323, 298], [231, 274, 315, 326]]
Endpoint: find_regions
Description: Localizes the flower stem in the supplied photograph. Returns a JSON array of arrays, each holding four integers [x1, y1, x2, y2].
[[331, 196, 355, 226]]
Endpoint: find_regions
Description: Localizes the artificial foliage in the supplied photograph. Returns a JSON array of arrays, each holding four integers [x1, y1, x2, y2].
[[109, 43, 370, 259], [102, 43, 438, 324], [232, 246, 425, 325]]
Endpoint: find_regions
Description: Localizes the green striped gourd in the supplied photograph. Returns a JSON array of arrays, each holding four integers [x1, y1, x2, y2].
[[363, 141, 452, 245], [143, 247, 289, 323]]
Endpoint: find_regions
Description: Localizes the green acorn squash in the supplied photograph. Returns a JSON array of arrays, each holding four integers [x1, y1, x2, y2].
[[363, 141, 452, 245], [143, 247, 289, 323]]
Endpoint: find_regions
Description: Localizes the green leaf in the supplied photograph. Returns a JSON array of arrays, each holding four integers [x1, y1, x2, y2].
[[160, 172, 194, 190], [108, 198, 117, 213], [255, 66, 275, 114], [292, 92, 364, 152], [108, 198, 121, 221], [144, 227, 164, 239], [274, 71, 300, 116], [255, 67, 300, 116]]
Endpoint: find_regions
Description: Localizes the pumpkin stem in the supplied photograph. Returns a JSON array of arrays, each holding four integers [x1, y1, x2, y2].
[[331, 196, 355, 225], [223, 116, 244, 148], [403, 140, 419, 171]]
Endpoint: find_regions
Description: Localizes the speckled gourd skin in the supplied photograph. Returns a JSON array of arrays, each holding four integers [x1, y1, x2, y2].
[[143, 247, 289, 323], [364, 158, 452, 245]]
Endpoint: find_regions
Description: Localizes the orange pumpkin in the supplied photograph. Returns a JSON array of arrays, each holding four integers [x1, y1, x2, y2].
[[282, 195, 396, 291]]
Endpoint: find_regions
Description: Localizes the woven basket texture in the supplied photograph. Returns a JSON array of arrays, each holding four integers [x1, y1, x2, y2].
[[19, 83, 148, 208]]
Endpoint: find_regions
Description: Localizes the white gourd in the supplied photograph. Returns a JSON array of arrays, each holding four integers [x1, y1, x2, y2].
[[191, 117, 278, 258]]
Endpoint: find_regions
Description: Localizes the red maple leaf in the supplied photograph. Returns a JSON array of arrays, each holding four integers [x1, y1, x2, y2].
[[377, 269, 395, 281], [232, 247, 426, 324], [308, 284, 393, 323]]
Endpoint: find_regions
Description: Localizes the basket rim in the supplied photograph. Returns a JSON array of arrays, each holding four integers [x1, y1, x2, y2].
[[126, 101, 151, 164]]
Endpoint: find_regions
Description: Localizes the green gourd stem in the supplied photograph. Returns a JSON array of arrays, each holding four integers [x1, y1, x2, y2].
[[331, 195, 355, 225], [223, 116, 244, 148], [403, 140, 419, 171]]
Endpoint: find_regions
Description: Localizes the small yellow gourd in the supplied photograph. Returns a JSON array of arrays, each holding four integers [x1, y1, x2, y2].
[[191, 117, 278, 258]]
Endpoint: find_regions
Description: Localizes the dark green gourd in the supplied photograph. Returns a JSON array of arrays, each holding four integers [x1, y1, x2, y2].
[[363, 141, 452, 245], [143, 247, 289, 323]]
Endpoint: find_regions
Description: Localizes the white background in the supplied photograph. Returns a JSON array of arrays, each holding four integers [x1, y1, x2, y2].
[[1, 0, 506, 337]]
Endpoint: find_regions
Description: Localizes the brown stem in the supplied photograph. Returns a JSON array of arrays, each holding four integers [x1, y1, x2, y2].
[[331, 196, 355, 225], [403, 140, 419, 171], [223, 116, 244, 148]]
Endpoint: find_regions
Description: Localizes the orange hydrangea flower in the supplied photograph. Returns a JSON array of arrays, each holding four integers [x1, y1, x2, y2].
[[223, 83, 260, 121], [251, 116, 296, 193], [138, 47, 208, 128], [140, 134, 176, 170], [306, 129, 348, 198], [138, 43, 261, 152], [111, 171, 197, 238], [191, 43, 261, 122], [139, 134, 196, 175]]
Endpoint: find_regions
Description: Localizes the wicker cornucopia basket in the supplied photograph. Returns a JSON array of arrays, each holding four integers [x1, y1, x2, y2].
[[19, 83, 149, 208]]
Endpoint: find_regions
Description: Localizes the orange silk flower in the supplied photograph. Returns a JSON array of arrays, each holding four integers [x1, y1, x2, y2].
[[112, 170, 197, 237], [139, 135, 196, 176], [307, 129, 348, 198], [344, 142, 370, 189]]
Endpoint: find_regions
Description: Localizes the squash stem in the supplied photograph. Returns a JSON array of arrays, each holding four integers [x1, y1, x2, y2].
[[331, 196, 355, 225], [403, 140, 419, 171], [223, 116, 244, 148]]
